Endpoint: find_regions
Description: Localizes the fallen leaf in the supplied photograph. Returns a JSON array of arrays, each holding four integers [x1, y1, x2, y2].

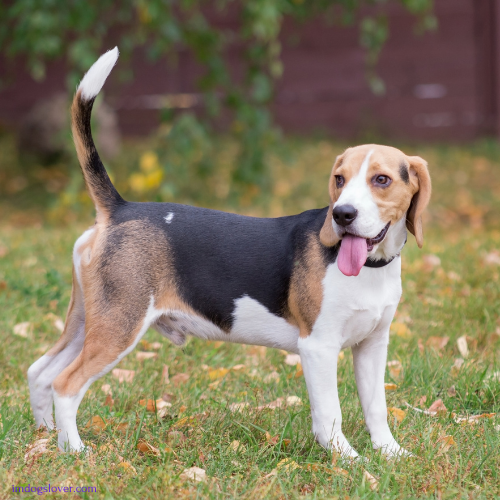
[[139, 398, 172, 416], [228, 440, 247, 453], [419, 395, 427, 407], [208, 367, 229, 380], [453, 413, 495, 424], [448, 386, 457, 397], [384, 383, 398, 391], [484, 251, 500, 266], [284, 354, 301, 366], [231, 364, 245, 371], [137, 440, 161, 456], [390, 322, 411, 338], [388, 407, 406, 423], [229, 402, 250, 413], [179, 405, 187, 413], [456, 336, 469, 358], [330, 466, 349, 477], [13, 322, 31, 338], [104, 393, 114, 407], [286, 395, 302, 406], [265, 432, 279, 445], [136, 351, 157, 361], [426, 336, 449, 353], [118, 461, 137, 474], [112, 369, 135, 383], [387, 360, 402, 379], [428, 399, 447, 415], [115, 422, 129, 433], [263, 371, 280, 383], [180, 466, 206, 482], [171, 373, 189, 386], [150, 341, 162, 350], [257, 398, 284, 410], [451, 358, 464, 375], [437, 435, 456, 454], [423, 254, 441, 270], [276, 458, 300, 472], [25, 438, 50, 462], [363, 469, 379, 491], [162, 365, 170, 384], [101, 384, 112, 395], [167, 430, 186, 445], [85, 415, 107, 433]]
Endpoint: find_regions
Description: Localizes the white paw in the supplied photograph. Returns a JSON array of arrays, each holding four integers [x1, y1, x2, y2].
[[58, 438, 86, 453], [316, 430, 360, 459], [374, 440, 412, 459]]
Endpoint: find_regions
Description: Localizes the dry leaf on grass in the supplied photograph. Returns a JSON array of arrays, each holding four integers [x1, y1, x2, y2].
[[13, 322, 31, 338], [112, 368, 135, 383], [137, 440, 161, 456], [118, 461, 137, 474], [437, 435, 456, 454], [25, 438, 51, 462], [390, 322, 411, 338], [208, 367, 229, 380], [136, 351, 157, 361], [264, 371, 280, 383], [139, 398, 172, 417], [426, 336, 449, 353], [277, 458, 301, 472], [229, 402, 250, 413], [228, 440, 247, 453], [422, 254, 441, 270], [451, 358, 465, 375], [453, 413, 495, 424], [180, 466, 206, 482], [387, 360, 402, 379], [171, 373, 190, 386], [456, 336, 469, 358], [387, 407, 406, 423], [484, 251, 500, 266], [363, 470, 379, 491], [104, 393, 114, 407], [162, 365, 170, 384], [44, 313, 65, 332], [384, 383, 398, 391], [232, 364, 246, 371], [85, 415, 107, 434], [428, 399, 447, 415], [257, 396, 302, 411], [284, 354, 301, 366], [101, 384, 112, 395]]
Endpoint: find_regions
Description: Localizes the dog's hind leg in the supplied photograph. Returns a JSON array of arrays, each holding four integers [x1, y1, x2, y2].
[[28, 269, 86, 429], [51, 297, 158, 452]]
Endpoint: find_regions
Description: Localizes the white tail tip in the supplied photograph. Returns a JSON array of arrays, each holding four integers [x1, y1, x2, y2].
[[78, 47, 119, 101]]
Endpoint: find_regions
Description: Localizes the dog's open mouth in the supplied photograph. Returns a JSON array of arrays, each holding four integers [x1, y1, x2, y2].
[[337, 222, 390, 277]]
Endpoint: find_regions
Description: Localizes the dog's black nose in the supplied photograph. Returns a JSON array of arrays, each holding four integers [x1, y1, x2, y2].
[[332, 204, 358, 227]]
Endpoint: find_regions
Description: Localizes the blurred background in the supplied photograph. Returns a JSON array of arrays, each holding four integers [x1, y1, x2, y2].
[[0, 0, 499, 229]]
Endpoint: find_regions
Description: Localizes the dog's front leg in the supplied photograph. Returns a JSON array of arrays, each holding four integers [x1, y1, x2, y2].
[[351, 325, 408, 457], [298, 335, 359, 459]]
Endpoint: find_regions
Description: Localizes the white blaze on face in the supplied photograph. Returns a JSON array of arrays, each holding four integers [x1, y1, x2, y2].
[[333, 149, 384, 239]]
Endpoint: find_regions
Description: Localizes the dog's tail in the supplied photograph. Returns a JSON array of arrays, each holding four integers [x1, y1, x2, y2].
[[71, 47, 124, 219]]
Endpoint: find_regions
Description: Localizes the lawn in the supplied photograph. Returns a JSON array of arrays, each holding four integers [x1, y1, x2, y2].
[[0, 134, 499, 499]]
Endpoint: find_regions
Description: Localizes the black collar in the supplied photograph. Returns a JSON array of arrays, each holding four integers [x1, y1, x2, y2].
[[363, 236, 406, 268]]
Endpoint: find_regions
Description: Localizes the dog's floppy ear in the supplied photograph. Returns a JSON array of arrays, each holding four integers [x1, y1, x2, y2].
[[320, 154, 344, 247], [406, 155, 431, 248]]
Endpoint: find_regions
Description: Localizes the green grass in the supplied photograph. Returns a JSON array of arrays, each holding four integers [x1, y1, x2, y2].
[[0, 135, 500, 498]]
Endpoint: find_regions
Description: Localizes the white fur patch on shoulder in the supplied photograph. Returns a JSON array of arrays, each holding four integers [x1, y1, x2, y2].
[[164, 212, 174, 224], [78, 47, 119, 101]]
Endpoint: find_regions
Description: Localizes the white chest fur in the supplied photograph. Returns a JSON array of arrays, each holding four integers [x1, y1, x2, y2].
[[313, 257, 402, 349]]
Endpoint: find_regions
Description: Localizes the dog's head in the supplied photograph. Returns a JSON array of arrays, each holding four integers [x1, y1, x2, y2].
[[320, 144, 431, 276]]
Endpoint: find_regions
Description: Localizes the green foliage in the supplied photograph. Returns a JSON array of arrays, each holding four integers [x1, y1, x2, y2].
[[0, 0, 435, 190]]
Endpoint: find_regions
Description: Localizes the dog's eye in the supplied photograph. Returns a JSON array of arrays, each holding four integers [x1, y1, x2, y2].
[[372, 175, 392, 187], [335, 175, 345, 188]]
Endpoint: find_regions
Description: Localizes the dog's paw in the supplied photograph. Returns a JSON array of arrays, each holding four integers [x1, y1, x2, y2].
[[373, 440, 412, 459]]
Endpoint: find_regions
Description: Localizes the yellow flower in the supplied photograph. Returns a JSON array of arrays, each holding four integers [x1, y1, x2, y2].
[[129, 173, 147, 193], [140, 152, 160, 173]]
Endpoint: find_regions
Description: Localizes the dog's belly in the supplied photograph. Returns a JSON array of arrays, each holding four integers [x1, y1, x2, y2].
[[153, 296, 300, 353]]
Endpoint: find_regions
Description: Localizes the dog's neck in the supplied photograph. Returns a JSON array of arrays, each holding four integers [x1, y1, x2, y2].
[[368, 216, 407, 264]]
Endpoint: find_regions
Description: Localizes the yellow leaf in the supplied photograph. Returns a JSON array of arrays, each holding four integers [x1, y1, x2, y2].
[[384, 383, 398, 391], [276, 459, 300, 472], [85, 415, 107, 433], [387, 407, 406, 423], [387, 360, 402, 379], [390, 322, 411, 338], [137, 440, 161, 456], [437, 435, 456, 454], [208, 367, 229, 380], [118, 461, 137, 474]]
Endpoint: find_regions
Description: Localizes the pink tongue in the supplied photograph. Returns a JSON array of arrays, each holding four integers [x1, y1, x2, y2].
[[337, 234, 368, 276]]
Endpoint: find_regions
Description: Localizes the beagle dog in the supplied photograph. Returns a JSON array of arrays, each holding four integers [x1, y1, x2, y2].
[[28, 48, 431, 457]]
